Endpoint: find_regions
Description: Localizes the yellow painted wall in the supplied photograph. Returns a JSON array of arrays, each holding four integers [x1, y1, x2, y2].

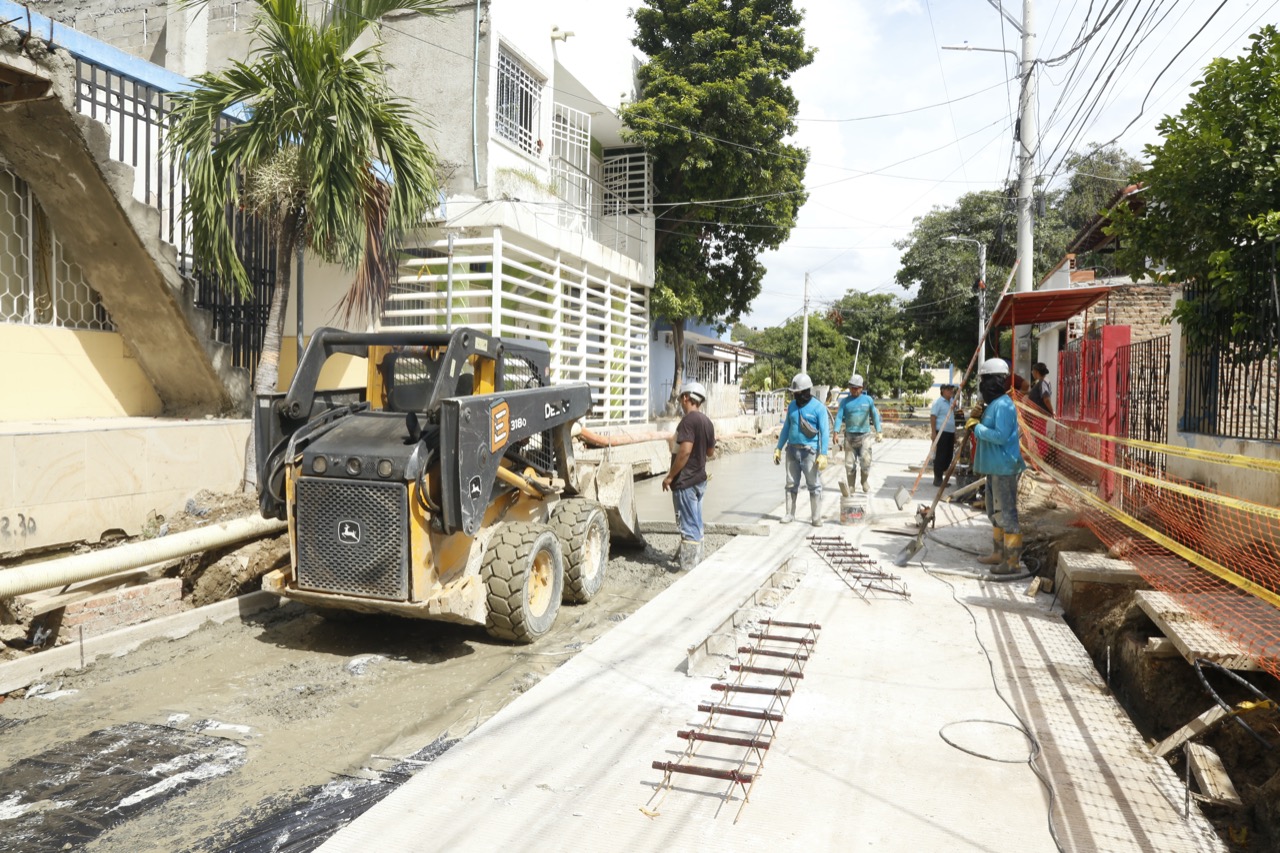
[[277, 335, 368, 392], [0, 325, 162, 421]]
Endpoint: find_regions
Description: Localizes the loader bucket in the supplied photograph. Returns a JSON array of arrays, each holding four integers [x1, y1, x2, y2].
[[593, 461, 645, 547]]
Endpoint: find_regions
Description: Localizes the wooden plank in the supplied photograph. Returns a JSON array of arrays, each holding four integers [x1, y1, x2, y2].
[[18, 568, 155, 617], [0, 592, 281, 696], [1134, 590, 1261, 671], [1153, 705, 1232, 758], [1186, 743, 1243, 807], [1144, 636, 1180, 658]]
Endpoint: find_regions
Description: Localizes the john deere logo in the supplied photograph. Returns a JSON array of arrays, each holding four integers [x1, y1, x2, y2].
[[338, 521, 362, 544]]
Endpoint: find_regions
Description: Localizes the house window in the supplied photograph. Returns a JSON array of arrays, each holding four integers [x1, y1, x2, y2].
[[496, 47, 543, 156]]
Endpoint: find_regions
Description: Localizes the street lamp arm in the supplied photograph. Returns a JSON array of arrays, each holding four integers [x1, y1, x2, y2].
[[985, 0, 1026, 35], [941, 43, 1020, 60]]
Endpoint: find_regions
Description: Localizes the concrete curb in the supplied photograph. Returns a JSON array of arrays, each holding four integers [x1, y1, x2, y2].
[[0, 591, 281, 695]]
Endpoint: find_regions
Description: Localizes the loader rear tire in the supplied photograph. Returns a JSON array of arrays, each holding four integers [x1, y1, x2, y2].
[[482, 521, 564, 644], [550, 499, 609, 604]]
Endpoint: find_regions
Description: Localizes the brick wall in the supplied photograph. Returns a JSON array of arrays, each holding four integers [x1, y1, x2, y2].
[[1083, 284, 1173, 343], [56, 577, 182, 640]]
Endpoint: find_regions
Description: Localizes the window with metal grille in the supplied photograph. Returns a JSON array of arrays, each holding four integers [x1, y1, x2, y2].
[[496, 47, 543, 156]]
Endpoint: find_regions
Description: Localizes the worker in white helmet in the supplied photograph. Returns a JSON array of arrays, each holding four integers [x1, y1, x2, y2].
[[966, 357, 1027, 575], [773, 372, 831, 526], [663, 381, 716, 570], [833, 372, 883, 493]]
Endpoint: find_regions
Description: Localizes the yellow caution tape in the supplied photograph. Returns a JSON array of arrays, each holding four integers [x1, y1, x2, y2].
[[1018, 412, 1280, 523], [1013, 399, 1280, 475], [1030, 452, 1280, 612]]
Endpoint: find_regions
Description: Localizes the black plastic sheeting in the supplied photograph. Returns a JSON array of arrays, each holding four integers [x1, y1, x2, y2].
[[0, 722, 247, 852], [200, 736, 459, 853]]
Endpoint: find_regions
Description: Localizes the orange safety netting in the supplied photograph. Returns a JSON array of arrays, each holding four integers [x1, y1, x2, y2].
[[1011, 395, 1280, 680]]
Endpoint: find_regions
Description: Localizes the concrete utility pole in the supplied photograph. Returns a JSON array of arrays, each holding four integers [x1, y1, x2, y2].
[[1015, 0, 1037, 374], [1016, 0, 1036, 296], [944, 0, 1036, 373], [801, 272, 810, 373]]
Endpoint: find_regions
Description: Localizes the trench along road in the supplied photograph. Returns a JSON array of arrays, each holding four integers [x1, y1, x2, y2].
[[0, 532, 718, 853]]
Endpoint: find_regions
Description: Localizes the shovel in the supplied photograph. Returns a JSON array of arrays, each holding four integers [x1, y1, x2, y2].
[[893, 452, 966, 567]]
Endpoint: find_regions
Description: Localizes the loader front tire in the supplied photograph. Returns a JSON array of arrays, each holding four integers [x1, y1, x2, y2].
[[550, 499, 609, 604], [482, 521, 564, 643]]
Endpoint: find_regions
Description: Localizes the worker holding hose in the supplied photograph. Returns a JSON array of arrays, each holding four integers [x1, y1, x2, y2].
[[967, 357, 1027, 574]]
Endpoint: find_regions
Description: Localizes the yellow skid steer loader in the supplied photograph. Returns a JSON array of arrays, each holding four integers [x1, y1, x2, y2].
[[255, 327, 608, 643]]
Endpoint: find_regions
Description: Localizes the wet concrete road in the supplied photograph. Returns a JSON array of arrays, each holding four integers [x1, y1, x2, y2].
[[633, 447, 785, 526]]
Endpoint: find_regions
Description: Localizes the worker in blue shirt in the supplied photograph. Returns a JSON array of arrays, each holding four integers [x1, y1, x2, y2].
[[833, 373, 883, 493], [967, 357, 1027, 575], [929, 384, 959, 487], [773, 372, 831, 527]]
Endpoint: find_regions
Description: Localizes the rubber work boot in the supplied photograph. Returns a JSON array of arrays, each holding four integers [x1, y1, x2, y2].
[[810, 494, 823, 527], [678, 539, 702, 571], [838, 476, 850, 498], [978, 526, 1004, 565], [781, 493, 796, 524], [991, 532, 1024, 575], [860, 474, 870, 493]]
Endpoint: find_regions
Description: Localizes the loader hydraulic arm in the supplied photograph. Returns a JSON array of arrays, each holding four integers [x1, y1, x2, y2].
[[438, 383, 592, 536]]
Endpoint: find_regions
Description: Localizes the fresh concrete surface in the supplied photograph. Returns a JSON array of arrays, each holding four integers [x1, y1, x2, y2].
[[323, 438, 1224, 852], [635, 447, 794, 526]]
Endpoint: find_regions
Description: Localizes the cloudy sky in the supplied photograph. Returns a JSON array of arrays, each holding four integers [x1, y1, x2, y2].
[[548, 0, 1273, 329]]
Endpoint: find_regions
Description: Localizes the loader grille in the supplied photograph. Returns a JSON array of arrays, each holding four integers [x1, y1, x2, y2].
[[295, 478, 409, 600], [502, 354, 556, 474]]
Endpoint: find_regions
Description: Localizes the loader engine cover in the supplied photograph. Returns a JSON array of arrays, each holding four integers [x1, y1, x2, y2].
[[295, 477, 409, 600]]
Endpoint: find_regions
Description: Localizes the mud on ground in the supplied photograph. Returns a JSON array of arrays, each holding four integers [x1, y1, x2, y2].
[[0, 531, 732, 852]]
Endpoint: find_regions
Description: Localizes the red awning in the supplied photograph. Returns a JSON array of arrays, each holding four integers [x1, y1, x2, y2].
[[989, 285, 1112, 328]]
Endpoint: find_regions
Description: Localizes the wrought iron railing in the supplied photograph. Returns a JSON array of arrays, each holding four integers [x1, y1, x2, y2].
[[1116, 333, 1170, 477], [1180, 248, 1280, 442], [69, 56, 277, 372]]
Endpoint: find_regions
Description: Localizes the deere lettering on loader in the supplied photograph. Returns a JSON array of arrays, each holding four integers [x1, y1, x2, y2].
[[255, 327, 611, 643]]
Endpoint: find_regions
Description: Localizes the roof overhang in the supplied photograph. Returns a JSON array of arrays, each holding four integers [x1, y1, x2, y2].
[[990, 285, 1112, 328]]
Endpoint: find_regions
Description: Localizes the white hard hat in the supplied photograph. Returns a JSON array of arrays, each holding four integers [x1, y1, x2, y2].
[[978, 357, 1010, 376], [789, 373, 813, 393], [848, 373, 865, 387], [680, 381, 707, 403]]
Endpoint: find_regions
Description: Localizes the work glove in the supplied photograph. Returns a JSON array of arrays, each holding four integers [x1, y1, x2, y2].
[[875, 432, 884, 443], [774, 448, 782, 465], [965, 417, 981, 431], [817, 454, 829, 471]]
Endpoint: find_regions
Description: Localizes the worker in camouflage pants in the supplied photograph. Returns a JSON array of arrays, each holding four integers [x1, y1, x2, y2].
[[833, 373, 883, 493]]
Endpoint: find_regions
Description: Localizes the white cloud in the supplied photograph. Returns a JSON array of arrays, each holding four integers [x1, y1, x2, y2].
[[545, 0, 1266, 328]]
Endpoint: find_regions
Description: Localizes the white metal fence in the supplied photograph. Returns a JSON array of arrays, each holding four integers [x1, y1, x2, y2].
[[386, 232, 650, 424]]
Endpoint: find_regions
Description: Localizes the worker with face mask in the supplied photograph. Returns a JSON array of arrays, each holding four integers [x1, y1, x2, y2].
[[966, 357, 1027, 574], [774, 372, 832, 526]]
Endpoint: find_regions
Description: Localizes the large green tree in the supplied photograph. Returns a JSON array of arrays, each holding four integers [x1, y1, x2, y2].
[[167, 0, 444, 486], [894, 144, 1138, 368], [825, 291, 927, 395], [620, 0, 813, 410], [738, 308, 931, 399], [1109, 25, 1280, 351]]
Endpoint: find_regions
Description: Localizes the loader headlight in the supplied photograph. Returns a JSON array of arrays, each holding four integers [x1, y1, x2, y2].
[[345, 457, 362, 476], [312, 456, 328, 474], [377, 459, 393, 478]]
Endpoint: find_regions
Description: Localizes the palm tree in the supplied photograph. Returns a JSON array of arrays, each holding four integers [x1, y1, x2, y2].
[[167, 0, 445, 487]]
